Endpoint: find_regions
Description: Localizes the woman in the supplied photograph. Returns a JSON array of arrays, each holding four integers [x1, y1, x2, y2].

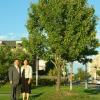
[[21, 59, 32, 100]]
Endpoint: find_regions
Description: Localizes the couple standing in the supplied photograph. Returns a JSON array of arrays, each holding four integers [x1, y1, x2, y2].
[[8, 59, 33, 100]]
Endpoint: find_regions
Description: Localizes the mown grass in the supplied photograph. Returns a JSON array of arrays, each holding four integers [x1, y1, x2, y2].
[[0, 83, 100, 100]]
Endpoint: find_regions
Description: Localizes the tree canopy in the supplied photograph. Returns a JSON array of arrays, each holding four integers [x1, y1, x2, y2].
[[26, 0, 99, 91]]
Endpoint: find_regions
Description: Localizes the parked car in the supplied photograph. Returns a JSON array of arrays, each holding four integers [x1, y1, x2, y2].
[[88, 78, 100, 85], [96, 79, 100, 85]]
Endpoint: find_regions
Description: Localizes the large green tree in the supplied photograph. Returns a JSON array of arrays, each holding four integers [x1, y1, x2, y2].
[[26, 0, 98, 91]]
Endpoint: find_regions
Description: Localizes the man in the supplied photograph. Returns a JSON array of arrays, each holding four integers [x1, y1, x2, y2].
[[8, 59, 21, 100]]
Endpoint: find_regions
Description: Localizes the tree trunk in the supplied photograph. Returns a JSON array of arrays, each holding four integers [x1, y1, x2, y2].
[[36, 56, 39, 86], [85, 63, 88, 89], [69, 62, 73, 91], [56, 66, 61, 92], [53, 55, 62, 92]]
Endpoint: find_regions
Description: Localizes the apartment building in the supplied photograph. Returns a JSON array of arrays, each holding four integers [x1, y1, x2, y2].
[[88, 53, 100, 80], [0, 40, 22, 48]]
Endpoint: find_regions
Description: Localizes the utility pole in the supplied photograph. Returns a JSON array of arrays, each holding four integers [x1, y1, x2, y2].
[[85, 63, 88, 89], [69, 62, 73, 91], [36, 56, 39, 86]]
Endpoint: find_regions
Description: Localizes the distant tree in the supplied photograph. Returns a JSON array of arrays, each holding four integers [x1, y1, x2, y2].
[[75, 68, 85, 81], [11, 48, 31, 64], [0, 45, 12, 82], [77, 39, 99, 89], [75, 67, 91, 84]]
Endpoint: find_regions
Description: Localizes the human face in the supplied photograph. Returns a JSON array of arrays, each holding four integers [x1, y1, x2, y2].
[[23, 60, 28, 65], [14, 60, 19, 66]]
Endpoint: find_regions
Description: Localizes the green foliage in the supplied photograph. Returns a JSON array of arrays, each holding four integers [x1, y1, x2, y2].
[[48, 67, 57, 76], [26, 0, 98, 91], [12, 48, 30, 61], [11, 48, 33, 66], [36, 0, 98, 61], [96, 70, 100, 76], [0, 45, 12, 80], [27, 0, 98, 62], [0, 45, 32, 81], [26, 15, 47, 59], [75, 67, 91, 81], [75, 68, 85, 81], [48, 66, 68, 76]]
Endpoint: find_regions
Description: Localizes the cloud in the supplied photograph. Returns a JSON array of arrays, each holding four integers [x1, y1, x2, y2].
[[97, 30, 100, 33], [9, 33, 15, 36], [0, 33, 28, 40], [0, 35, 8, 40], [96, 31, 100, 40], [96, 35, 100, 39], [21, 33, 28, 38]]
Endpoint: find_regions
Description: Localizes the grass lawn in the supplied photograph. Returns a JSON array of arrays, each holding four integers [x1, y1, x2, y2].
[[0, 84, 100, 100]]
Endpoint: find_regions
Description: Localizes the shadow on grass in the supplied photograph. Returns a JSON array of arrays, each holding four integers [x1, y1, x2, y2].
[[31, 85, 55, 90], [29, 92, 43, 100], [18, 92, 43, 100], [84, 87, 100, 95]]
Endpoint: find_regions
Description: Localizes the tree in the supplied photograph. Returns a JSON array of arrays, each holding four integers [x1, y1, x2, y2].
[[11, 48, 31, 63], [0, 45, 12, 82], [75, 68, 89, 81], [75, 68, 84, 81], [26, 0, 98, 91], [0, 44, 31, 85], [77, 39, 99, 89]]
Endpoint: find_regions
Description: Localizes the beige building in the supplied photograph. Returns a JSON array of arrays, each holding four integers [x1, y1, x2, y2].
[[0, 40, 22, 48], [88, 53, 100, 80]]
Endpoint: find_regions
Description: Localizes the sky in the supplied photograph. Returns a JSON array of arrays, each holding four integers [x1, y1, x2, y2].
[[0, 0, 100, 73], [0, 0, 99, 41], [0, 0, 38, 40]]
